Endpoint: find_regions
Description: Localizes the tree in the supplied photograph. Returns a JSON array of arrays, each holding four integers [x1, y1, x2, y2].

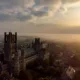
[[19, 70, 33, 80]]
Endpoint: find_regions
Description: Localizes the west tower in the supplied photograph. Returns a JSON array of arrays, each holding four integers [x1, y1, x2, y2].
[[4, 32, 17, 61]]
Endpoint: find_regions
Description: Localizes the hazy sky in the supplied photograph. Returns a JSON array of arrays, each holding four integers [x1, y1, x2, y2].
[[0, 0, 80, 42]]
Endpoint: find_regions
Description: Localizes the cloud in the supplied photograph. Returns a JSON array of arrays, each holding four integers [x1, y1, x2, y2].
[[0, 0, 80, 22], [0, 0, 61, 21], [1, 22, 80, 34], [31, 10, 48, 17], [34, 0, 61, 17], [61, 0, 80, 14], [0, 0, 34, 9], [0, 11, 33, 22], [34, 0, 60, 6], [62, 0, 80, 3], [15, 12, 32, 21], [0, 12, 12, 21], [32, 24, 80, 34]]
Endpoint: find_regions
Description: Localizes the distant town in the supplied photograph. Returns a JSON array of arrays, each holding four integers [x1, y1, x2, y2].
[[0, 32, 79, 80]]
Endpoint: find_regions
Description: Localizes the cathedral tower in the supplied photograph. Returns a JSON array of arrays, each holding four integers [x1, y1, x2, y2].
[[4, 32, 17, 61]]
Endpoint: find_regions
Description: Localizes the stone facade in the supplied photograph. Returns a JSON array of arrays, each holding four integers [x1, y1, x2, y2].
[[4, 32, 17, 61]]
